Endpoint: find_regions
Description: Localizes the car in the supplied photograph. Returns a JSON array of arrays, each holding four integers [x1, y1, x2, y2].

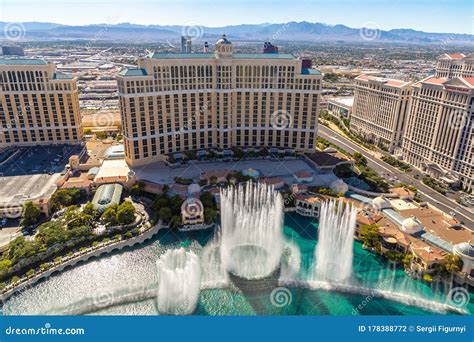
[[0, 218, 7, 227]]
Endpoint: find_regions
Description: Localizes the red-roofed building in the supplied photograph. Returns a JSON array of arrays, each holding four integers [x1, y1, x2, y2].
[[402, 74, 474, 191], [436, 53, 474, 78]]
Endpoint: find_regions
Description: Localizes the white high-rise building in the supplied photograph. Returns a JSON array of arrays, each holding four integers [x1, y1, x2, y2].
[[435, 53, 474, 78], [401, 75, 473, 191], [0, 59, 82, 148], [351, 75, 412, 152], [117, 35, 322, 166]]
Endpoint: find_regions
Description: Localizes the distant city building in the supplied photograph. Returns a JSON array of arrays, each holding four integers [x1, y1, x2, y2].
[[401, 75, 473, 191], [351, 75, 412, 152], [327, 97, 353, 119], [263, 42, 278, 54], [117, 34, 322, 167], [181, 36, 192, 53], [2, 46, 25, 56], [0, 59, 82, 148], [435, 53, 474, 78]]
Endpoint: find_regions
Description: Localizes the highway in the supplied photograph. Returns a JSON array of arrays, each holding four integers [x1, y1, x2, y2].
[[318, 125, 474, 230]]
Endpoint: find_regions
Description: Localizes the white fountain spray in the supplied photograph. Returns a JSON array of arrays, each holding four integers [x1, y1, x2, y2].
[[200, 229, 229, 288], [315, 199, 356, 284], [220, 182, 284, 279], [156, 248, 201, 315]]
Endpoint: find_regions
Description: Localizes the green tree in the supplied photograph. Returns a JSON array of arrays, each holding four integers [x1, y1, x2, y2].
[[170, 215, 182, 228], [353, 152, 368, 167], [359, 224, 381, 249], [117, 201, 136, 225], [440, 254, 462, 275], [203, 207, 217, 224], [95, 131, 108, 140], [82, 202, 96, 216], [101, 204, 119, 225], [199, 191, 215, 209], [50, 189, 85, 212], [158, 207, 172, 224], [151, 196, 169, 212], [169, 195, 184, 214], [131, 181, 145, 195], [402, 254, 413, 270], [20, 201, 41, 228]]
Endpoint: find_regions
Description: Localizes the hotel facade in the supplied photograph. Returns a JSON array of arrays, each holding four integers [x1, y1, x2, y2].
[[401, 75, 474, 191], [117, 35, 322, 166], [0, 59, 82, 148], [435, 53, 474, 78], [350, 75, 412, 152]]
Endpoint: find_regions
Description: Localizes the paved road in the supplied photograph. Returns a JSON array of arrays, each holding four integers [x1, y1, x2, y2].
[[318, 125, 474, 230]]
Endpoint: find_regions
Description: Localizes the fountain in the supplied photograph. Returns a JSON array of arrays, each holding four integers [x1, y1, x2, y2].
[[220, 182, 284, 280], [315, 199, 356, 284], [200, 230, 229, 288], [156, 248, 201, 315]]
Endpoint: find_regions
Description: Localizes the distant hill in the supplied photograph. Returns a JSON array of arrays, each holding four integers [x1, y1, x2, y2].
[[0, 21, 472, 45]]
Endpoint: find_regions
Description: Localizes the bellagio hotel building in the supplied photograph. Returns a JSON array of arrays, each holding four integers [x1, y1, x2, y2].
[[117, 35, 322, 166], [0, 59, 82, 148]]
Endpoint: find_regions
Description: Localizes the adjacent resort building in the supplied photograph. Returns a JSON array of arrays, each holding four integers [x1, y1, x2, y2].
[[0, 59, 82, 148], [401, 75, 474, 191], [435, 53, 474, 78], [117, 35, 322, 166], [350, 74, 412, 152]]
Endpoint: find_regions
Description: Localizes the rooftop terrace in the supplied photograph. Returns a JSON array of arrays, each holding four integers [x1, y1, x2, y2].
[[145, 52, 296, 60]]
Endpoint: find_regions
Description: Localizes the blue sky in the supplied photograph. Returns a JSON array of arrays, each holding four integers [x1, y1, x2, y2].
[[0, 0, 472, 34]]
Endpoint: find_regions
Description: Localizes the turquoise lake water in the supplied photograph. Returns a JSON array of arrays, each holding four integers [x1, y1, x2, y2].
[[3, 213, 473, 315]]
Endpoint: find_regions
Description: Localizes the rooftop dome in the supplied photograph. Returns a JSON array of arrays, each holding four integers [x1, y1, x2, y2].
[[216, 34, 232, 45], [372, 195, 391, 210], [454, 242, 474, 258], [401, 216, 424, 234]]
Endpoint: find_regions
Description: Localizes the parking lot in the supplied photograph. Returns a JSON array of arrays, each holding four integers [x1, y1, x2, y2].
[[0, 144, 84, 219], [0, 144, 83, 177]]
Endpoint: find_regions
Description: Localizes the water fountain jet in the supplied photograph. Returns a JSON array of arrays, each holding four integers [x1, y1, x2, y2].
[[220, 182, 284, 280], [156, 248, 201, 315], [314, 199, 356, 284]]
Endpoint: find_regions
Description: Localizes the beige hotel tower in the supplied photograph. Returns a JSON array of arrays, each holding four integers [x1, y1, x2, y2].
[[0, 59, 82, 148], [117, 35, 322, 166]]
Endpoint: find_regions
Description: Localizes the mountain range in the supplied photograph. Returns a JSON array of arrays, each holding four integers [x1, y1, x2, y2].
[[0, 21, 472, 45]]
